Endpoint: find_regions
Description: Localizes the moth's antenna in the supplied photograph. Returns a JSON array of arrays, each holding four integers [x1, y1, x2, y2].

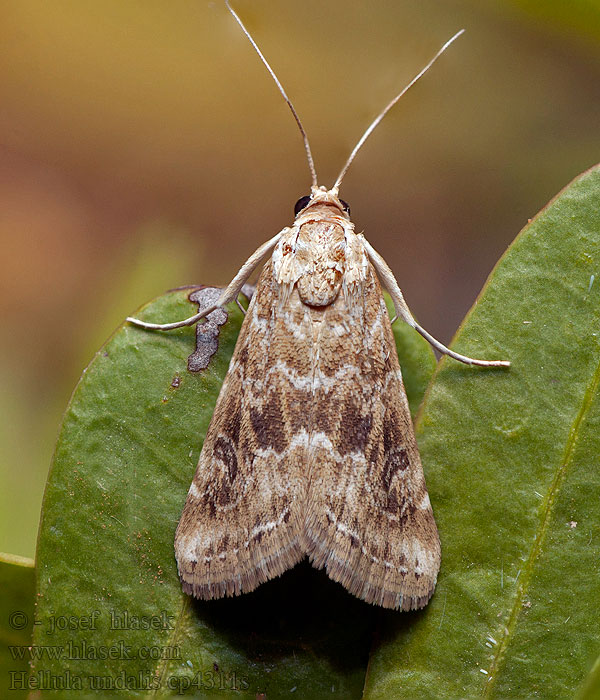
[[333, 29, 465, 193], [226, 1, 318, 189]]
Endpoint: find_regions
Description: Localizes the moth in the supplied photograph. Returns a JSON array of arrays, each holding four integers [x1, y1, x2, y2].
[[128, 2, 509, 611]]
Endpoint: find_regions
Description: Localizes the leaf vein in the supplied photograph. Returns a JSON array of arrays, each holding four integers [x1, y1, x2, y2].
[[483, 352, 600, 696]]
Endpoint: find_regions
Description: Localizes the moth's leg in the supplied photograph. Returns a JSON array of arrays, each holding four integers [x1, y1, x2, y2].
[[362, 237, 510, 368], [412, 324, 510, 368], [126, 231, 283, 331]]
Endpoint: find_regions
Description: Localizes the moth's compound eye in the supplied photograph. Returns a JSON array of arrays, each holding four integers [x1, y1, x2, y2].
[[340, 199, 351, 215], [294, 195, 311, 216]]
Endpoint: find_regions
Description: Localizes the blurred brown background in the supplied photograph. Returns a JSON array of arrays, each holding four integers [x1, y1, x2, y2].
[[1, 0, 599, 558]]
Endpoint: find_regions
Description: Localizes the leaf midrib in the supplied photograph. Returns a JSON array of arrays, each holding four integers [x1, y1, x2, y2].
[[145, 593, 192, 698]]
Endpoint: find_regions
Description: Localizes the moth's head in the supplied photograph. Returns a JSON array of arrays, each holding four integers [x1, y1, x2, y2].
[[293, 185, 351, 222]]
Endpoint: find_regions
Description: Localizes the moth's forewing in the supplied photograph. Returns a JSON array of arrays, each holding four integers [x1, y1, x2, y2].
[[303, 261, 440, 610], [175, 259, 308, 598]]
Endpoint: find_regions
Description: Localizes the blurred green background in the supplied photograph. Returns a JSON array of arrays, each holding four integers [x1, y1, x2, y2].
[[1, 0, 599, 559]]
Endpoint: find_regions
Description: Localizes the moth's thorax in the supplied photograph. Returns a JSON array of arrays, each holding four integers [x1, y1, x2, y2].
[[296, 214, 346, 306], [272, 198, 368, 309]]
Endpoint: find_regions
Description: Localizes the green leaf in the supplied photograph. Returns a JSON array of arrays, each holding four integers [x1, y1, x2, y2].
[[578, 653, 600, 700], [33, 287, 434, 697], [0, 553, 35, 698], [364, 165, 600, 698]]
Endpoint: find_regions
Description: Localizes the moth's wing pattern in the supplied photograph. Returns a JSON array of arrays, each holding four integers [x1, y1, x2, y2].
[[175, 259, 312, 599], [303, 264, 441, 610]]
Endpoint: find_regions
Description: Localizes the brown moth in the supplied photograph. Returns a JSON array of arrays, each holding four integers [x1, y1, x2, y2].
[[127, 2, 509, 611]]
